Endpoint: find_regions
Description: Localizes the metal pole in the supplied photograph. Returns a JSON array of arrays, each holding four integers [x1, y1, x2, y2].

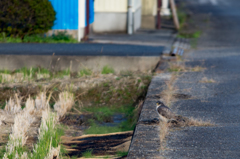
[[157, 0, 162, 29], [128, 0, 133, 35], [83, 0, 90, 40]]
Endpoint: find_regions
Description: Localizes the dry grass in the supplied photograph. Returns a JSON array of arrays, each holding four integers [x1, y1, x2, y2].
[[159, 121, 169, 143], [0, 115, 6, 126], [54, 91, 75, 118], [199, 77, 216, 83], [190, 66, 206, 72], [44, 145, 61, 159], [168, 63, 187, 72], [4, 94, 22, 114], [35, 91, 50, 110], [160, 75, 177, 107], [187, 117, 214, 127], [4, 97, 36, 158], [168, 62, 206, 73]]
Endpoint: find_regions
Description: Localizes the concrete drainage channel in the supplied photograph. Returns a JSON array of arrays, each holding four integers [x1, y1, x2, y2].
[[127, 38, 190, 158]]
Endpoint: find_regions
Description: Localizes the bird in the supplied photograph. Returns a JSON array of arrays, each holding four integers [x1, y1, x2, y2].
[[156, 101, 176, 122]]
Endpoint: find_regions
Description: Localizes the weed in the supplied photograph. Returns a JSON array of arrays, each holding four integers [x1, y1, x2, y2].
[[0, 146, 6, 159], [101, 66, 114, 74], [199, 77, 216, 83], [31, 110, 64, 159], [82, 149, 94, 158], [23, 32, 78, 43], [168, 63, 186, 72], [54, 91, 75, 118], [160, 75, 177, 107], [191, 66, 206, 72], [187, 117, 213, 127], [160, 121, 169, 144], [177, 10, 188, 28], [79, 68, 92, 77], [177, 31, 202, 39], [117, 151, 128, 157]]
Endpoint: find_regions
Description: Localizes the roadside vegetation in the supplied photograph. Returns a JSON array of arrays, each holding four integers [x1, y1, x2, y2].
[[0, 65, 152, 158], [175, 2, 203, 48], [0, 32, 78, 43]]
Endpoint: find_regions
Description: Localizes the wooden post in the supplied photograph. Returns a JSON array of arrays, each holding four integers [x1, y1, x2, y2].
[[170, 0, 180, 30]]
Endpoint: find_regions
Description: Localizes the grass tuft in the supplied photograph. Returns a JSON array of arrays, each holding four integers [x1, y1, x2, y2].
[[116, 151, 128, 157], [187, 117, 214, 127], [101, 66, 115, 74], [79, 68, 92, 77], [160, 75, 177, 107], [82, 149, 94, 158], [54, 91, 75, 118], [199, 77, 216, 83]]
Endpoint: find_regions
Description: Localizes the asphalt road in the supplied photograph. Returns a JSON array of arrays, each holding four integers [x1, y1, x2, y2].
[[0, 43, 164, 56], [163, 0, 240, 158]]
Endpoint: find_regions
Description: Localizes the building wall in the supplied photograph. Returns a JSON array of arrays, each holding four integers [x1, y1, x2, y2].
[[133, 7, 142, 32], [94, 0, 142, 33], [141, 0, 157, 29], [93, 12, 127, 33], [49, 0, 79, 30], [141, 0, 157, 16], [94, 0, 128, 12]]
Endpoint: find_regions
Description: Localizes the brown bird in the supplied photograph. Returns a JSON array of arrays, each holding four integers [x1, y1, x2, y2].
[[156, 101, 176, 122]]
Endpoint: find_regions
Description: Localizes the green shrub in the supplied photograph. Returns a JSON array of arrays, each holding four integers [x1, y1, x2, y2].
[[0, 0, 56, 38]]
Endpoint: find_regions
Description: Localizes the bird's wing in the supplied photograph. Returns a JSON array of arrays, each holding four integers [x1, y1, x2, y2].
[[157, 105, 176, 119]]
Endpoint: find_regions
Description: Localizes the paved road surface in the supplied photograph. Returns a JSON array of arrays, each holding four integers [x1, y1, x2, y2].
[[163, 0, 240, 158], [0, 43, 164, 56]]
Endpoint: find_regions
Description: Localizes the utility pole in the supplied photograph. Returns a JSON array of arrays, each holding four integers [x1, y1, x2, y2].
[[128, 0, 133, 35]]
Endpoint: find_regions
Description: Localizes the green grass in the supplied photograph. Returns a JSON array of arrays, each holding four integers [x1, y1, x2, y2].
[[82, 105, 134, 122], [83, 104, 137, 134], [0, 146, 6, 159], [85, 124, 123, 134], [79, 68, 92, 77], [178, 10, 188, 28], [0, 32, 78, 43], [0, 102, 5, 109], [82, 149, 94, 158], [177, 31, 202, 39], [30, 113, 64, 159], [117, 151, 128, 157], [101, 66, 114, 74]]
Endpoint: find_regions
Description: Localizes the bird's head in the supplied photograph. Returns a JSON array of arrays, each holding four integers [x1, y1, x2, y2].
[[156, 101, 163, 108]]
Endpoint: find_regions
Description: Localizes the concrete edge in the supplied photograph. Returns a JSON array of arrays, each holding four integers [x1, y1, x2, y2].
[[127, 73, 172, 159]]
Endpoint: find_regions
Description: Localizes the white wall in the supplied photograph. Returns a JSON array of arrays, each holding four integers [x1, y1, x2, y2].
[[93, 0, 142, 33], [95, 0, 128, 12]]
